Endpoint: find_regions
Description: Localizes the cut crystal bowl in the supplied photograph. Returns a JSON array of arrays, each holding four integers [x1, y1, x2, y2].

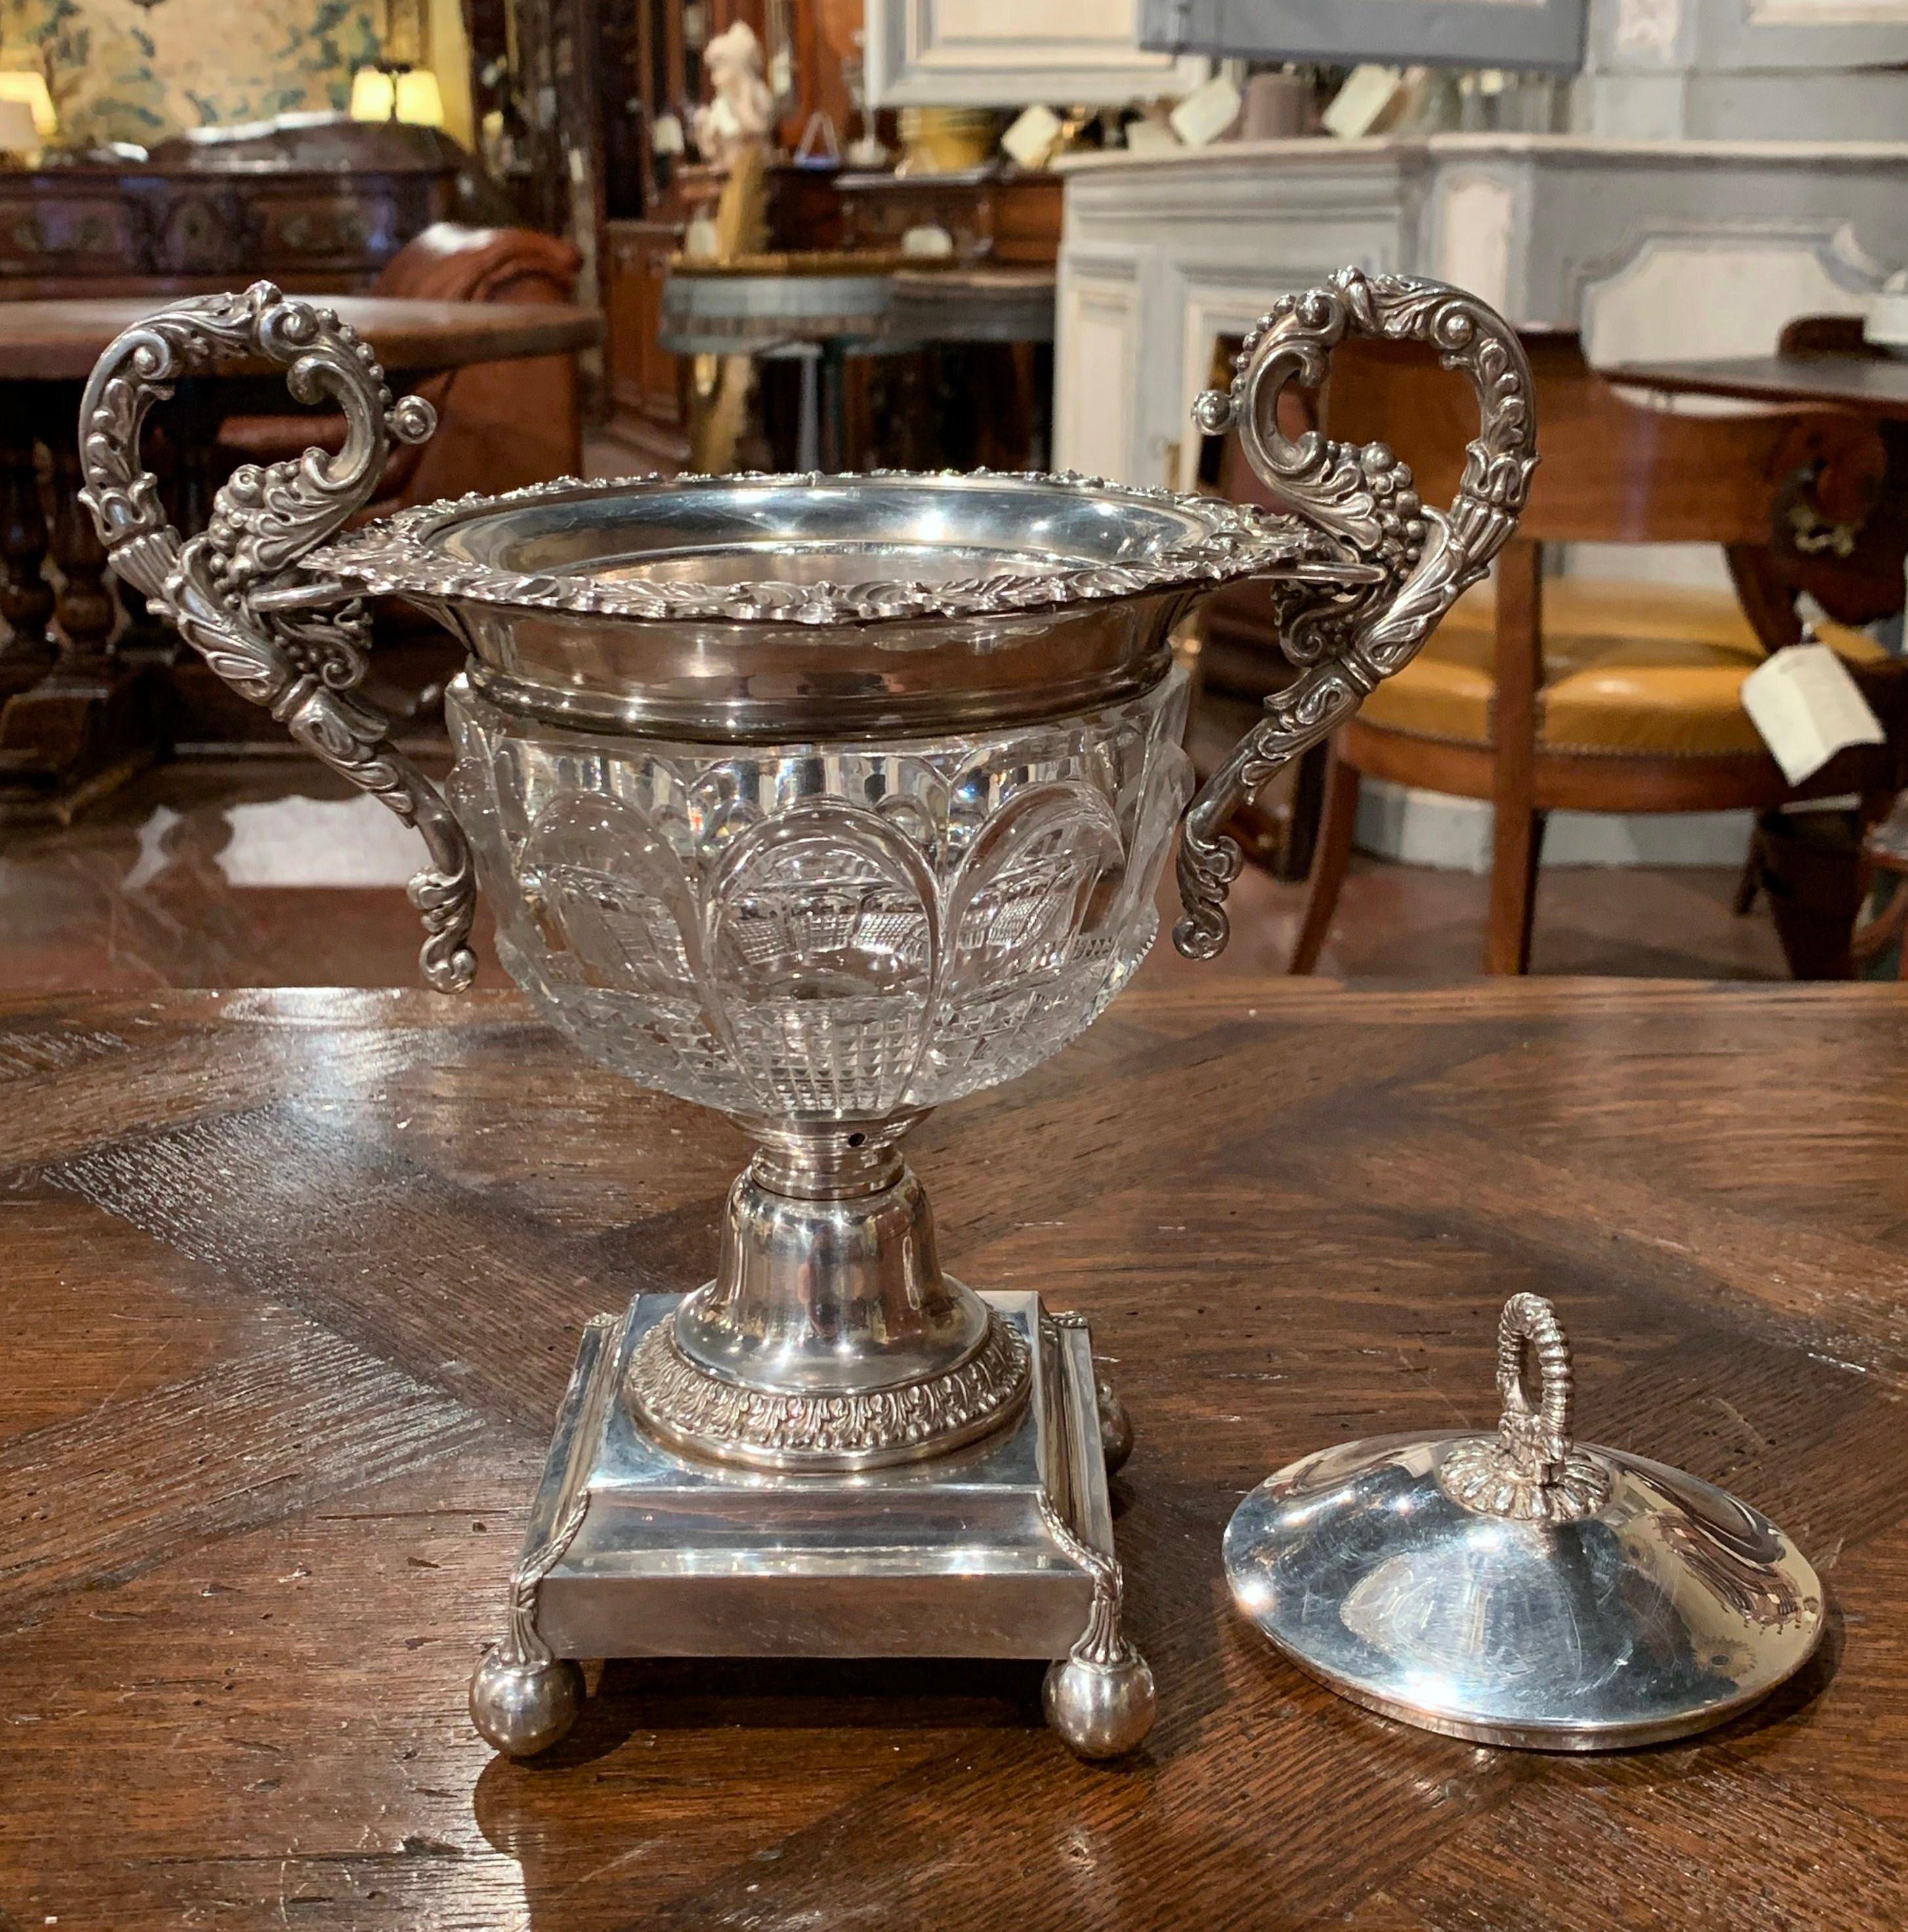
[[446, 670, 1191, 1119]]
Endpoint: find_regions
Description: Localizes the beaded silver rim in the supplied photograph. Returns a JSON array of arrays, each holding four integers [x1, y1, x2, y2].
[[308, 467, 1380, 628]]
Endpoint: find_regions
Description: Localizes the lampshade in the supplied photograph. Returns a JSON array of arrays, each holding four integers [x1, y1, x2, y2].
[[0, 97, 39, 156], [394, 68, 444, 128], [349, 66, 396, 122], [0, 71, 57, 140]]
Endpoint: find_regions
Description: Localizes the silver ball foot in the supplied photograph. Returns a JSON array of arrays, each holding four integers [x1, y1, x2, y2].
[[1095, 1378, 1133, 1474], [1042, 1650, 1156, 1759], [470, 1648, 583, 1759]]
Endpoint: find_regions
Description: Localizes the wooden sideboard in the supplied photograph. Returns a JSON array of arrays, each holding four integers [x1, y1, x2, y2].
[[0, 162, 460, 301], [0, 118, 474, 302], [836, 166, 1060, 262]]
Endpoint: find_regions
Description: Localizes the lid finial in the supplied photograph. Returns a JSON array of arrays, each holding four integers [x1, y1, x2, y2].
[[1442, 1295, 1613, 1522]]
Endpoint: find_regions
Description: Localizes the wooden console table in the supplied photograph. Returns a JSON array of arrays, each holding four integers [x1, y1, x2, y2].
[[0, 979, 1901, 1928], [0, 294, 601, 823], [1615, 345, 1908, 637]]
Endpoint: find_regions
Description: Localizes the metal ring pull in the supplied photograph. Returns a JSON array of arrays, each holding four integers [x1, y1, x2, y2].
[[1494, 1291, 1574, 1483], [1443, 1294, 1611, 1523]]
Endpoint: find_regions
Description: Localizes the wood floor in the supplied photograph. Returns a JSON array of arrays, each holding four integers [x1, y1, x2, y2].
[[0, 756, 1790, 993]]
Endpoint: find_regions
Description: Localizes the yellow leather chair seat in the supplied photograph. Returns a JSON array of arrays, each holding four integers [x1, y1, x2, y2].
[[1357, 578, 1885, 758]]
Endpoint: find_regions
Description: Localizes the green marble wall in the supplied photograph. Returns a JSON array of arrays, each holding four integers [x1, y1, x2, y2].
[[5, 0, 382, 147]]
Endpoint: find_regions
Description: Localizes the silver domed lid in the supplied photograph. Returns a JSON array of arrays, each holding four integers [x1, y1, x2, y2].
[[1225, 1295, 1824, 1751]]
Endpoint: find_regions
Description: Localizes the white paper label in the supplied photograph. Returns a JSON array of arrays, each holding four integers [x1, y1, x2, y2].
[[1122, 118, 1180, 156], [1740, 641, 1884, 785], [1322, 66, 1404, 140], [1168, 75, 1242, 148], [1002, 103, 1064, 169]]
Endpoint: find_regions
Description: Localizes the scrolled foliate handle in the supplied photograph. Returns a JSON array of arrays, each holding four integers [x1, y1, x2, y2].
[[78, 280, 477, 991], [1174, 268, 1538, 960]]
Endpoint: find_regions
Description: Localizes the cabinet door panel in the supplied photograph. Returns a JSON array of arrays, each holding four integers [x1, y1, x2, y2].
[[865, 0, 1206, 105], [604, 222, 689, 434]]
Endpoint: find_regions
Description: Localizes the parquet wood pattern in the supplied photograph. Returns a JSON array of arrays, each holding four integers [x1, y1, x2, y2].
[[1, 982, 1901, 1929]]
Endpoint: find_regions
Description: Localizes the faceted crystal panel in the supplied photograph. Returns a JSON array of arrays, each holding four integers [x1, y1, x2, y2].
[[446, 669, 1192, 1119]]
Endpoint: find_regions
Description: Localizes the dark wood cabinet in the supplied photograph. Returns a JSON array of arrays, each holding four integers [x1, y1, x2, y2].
[[604, 218, 698, 469], [0, 162, 458, 301], [837, 167, 1061, 263], [601, 163, 845, 470]]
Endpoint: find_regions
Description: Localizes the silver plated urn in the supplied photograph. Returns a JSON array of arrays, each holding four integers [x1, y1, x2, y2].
[[80, 267, 1537, 1759]]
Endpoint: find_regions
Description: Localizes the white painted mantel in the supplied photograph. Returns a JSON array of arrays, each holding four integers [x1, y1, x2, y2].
[[1055, 132, 1908, 490], [1055, 132, 1908, 870]]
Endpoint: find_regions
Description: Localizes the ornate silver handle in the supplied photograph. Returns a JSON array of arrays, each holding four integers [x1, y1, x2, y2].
[[1173, 269, 1539, 959], [78, 280, 478, 992], [1443, 1293, 1611, 1524]]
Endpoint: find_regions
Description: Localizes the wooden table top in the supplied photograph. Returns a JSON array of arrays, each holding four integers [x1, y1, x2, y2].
[[0, 295, 603, 383], [1612, 349, 1908, 420], [2, 979, 1904, 1930]]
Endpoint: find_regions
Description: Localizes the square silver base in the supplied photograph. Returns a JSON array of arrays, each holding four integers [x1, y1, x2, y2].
[[471, 1293, 1156, 1759]]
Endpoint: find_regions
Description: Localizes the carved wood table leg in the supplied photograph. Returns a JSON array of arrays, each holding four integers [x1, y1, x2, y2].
[[0, 409, 54, 698], [1737, 425, 1908, 979], [0, 377, 156, 823], [45, 434, 119, 679]]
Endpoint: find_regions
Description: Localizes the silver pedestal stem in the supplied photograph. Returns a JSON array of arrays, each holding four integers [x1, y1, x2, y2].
[[625, 1117, 1032, 1471]]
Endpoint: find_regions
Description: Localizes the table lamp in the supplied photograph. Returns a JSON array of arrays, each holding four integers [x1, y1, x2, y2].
[[0, 70, 56, 148], [0, 97, 39, 162], [349, 66, 397, 122], [394, 68, 444, 128], [350, 64, 445, 129]]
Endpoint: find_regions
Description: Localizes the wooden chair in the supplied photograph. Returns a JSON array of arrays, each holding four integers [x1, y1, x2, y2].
[[1262, 328, 1896, 974]]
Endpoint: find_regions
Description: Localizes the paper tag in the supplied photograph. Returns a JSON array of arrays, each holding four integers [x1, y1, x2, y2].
[[1322, 65, 1404, 140], [1169, 75, 1242, 148], [1122, 118, 1179, 156], [1002, 103, 1064, 169], [1740, 641, 1884, 784]]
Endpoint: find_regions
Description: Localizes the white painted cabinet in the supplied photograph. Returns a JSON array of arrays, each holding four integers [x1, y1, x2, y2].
[[863, 0, 1206, 106]]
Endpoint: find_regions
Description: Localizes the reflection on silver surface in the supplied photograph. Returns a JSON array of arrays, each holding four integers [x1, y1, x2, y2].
[[318, 469, 1371, 741], [1225, 1297, 1824, 1750]]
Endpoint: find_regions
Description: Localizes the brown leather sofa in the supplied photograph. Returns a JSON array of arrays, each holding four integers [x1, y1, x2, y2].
[[216, 221, 585, 508]]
